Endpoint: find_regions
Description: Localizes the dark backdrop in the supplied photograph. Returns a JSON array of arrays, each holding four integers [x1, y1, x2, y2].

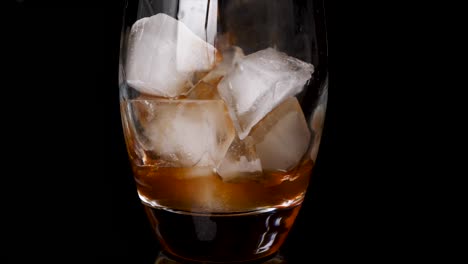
[[2, 0, 388, 263]]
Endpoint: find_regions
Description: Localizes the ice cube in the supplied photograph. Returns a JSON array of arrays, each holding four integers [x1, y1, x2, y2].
[[202, 46, 245, 84], [186, 47, 244, 100], [129, 99, 235, 167], [187, 81, 220, 100], [177, 0, 217, 46], [250, 98, 311, 171], [216, 136, 263, 182], [125, 13, 217, 98], [218, 47, 314, 139]]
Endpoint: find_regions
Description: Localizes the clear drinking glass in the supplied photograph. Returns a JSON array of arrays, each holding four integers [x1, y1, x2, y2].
[[118, 0, 328, 263]]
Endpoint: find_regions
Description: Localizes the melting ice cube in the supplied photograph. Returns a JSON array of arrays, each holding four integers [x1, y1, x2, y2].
[[128, 99, 235, 168], [177, 0, 217, 46], [187, 46, 244, 100], [202, 46, 245, 84], [125, 13, 217, 98], [250, 97, 311, 171], [216, 136, 263, 182], [218, 47, 314, 139]]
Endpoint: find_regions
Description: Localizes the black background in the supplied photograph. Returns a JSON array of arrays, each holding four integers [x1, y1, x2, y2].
[[1, 0, 401, 262]]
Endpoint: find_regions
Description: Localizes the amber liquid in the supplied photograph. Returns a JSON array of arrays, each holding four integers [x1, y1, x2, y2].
[[122, 98, 314, 262], [133, 160, 312, 212], [130, 160, 312, 263]]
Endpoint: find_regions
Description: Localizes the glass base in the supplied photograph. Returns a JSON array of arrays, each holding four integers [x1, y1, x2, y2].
[[155, 251, 288, 264], [144, 204, 301, 263]]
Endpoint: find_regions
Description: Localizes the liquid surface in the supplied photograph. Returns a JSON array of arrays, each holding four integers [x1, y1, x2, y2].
[[133, 159, 313, 213]]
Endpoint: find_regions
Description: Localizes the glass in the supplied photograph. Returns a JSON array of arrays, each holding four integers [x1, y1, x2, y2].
[[118, 0, 328, 263]]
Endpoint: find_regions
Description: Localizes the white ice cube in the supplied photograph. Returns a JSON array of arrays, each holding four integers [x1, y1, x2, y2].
[[202, 46, 245, 84], [129, 99, 235, 167], [216, 136, 263, 182], [250, 98, 311, 171], [125, 13, 217, 98], [177, 0, 217, 46], [218, 47, 314, 139]]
